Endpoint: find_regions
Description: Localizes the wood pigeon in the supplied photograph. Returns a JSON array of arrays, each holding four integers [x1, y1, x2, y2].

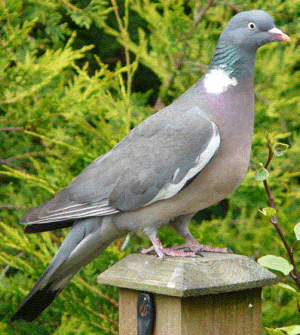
[[10, 10, 290, 322]]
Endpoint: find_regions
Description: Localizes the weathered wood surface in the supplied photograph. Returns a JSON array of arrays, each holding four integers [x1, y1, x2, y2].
[[97, 252, 278, 296]]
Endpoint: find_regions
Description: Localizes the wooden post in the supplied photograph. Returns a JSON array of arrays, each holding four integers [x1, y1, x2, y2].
[[97, 253, 278, 335]]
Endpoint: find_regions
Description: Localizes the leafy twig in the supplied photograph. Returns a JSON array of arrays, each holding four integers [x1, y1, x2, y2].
[[262, 136, 300, 290]]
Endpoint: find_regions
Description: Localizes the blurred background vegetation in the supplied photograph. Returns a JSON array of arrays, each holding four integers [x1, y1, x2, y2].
[[0, 0, 299, 334]]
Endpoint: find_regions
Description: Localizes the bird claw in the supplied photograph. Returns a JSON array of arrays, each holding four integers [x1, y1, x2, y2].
[[195, 251, 204, 257], [140, 233, 231, 258], [139, 245, 199, 258], [140, 243, 231, 258]]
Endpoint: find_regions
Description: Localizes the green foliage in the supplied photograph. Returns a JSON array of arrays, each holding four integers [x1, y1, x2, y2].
[[0, 0, 300, 334], [264, 325, 300, 335], [258, 255, 293, 276], [274, 143, 289, 157], [294, 223, 300, 241], [259, 207, 276, 217], [254, 164, 270, 181]]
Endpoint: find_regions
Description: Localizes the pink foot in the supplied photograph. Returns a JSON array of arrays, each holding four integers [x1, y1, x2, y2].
[[142, 232, 231, 259], [171, 242, 230, 253], [140, 245, 198, 258], [175, 233, 232, 253]]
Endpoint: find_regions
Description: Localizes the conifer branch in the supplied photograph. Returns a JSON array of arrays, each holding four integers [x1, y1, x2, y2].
[[0, 205, 26, 209], [0, 127, 23, 132], [0, 151, 48, 166], [192, 0, 215, 34], [73, 296, 119, 328], [111, 0, 134, 131], [111, 0, 132, 97], [77, 277, 119, 308], [154, 0, 215, 111], [213, 2, 241, 12], [59, 0, 78, 11]]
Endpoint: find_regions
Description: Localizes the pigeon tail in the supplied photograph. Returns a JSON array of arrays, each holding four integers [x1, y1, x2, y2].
[[10, 282, 62, 322], [10, 216, 122, 322], [10, 248, 74, 322]]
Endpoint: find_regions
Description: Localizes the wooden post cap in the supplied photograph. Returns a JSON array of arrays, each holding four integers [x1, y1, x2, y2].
[[97, 252, 278, 296]]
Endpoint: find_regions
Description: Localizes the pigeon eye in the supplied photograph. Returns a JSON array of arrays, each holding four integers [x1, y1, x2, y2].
[[248, 22, 256, 30]]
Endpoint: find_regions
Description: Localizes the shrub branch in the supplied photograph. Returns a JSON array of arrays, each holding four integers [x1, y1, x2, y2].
[[262, 136, 300, 290]]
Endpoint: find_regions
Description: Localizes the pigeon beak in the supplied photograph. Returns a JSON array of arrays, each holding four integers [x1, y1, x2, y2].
[[268, 27, 291, 43]]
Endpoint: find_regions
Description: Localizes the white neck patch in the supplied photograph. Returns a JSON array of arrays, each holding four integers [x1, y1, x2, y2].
[[203, 68, 238, 94]]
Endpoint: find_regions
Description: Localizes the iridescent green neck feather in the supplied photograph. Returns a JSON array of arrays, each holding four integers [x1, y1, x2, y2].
[[209, 43, 256, 78]]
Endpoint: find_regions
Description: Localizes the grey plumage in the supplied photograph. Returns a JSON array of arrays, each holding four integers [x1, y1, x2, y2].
[[11, 10, 290, 322], [22, 107, 218, 225]]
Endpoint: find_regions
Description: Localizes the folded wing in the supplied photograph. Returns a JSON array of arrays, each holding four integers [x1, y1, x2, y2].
[[21, 107, 220, 229]]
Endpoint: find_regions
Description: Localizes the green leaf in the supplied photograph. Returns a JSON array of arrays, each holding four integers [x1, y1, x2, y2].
[[254, 165, 269, 181], [259, 207, 276, 217], [265, 325, 300, 335], [273, 143, 289, 156], [258, 255, 293, 275], [294, 223, 300, 240], [280, 325, 300, 335], [264, 327, 287, 334], [276, 283, 300, 297]]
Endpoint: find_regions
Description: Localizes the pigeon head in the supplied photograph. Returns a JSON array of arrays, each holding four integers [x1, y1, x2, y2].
[[220, 10, 290, 50], [209, 10, 290, 78]]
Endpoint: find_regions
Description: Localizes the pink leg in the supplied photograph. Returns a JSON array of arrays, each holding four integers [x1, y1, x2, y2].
[[171, 216, 231, 254]]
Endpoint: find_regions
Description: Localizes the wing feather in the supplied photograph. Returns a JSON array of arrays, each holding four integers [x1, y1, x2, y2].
[[21, 107, 220, 225]]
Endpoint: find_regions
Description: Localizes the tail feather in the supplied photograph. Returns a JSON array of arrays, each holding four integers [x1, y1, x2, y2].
[[24, 220, 74, 234], [10, 283, 61, 322], [10, 254, 72, 322], [11, 216, 121, 322]]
